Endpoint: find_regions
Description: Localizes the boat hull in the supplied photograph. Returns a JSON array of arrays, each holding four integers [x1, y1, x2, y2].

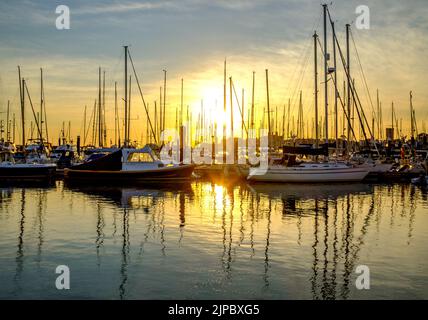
[[64, 164, 195, 183], [0, 165, 56, 182], [247, 167, 369, 183]]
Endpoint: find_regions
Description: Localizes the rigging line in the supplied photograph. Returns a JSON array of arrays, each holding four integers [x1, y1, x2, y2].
[[84, 103, 95, 145], [127, 49, 158, 145], [330, 66, 359, 144], [231, 79, 248, 136], [24, 81, 43, 145], [350, 29, 377, 123], [289, 42, 312, 117], [327, 8, 373, 145], [286, 35, 313, 108], [283, 5, 322, 103]]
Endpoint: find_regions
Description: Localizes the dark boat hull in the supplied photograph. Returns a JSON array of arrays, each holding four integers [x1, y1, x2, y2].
[[64, 164, 195, 183], [0, 166, 56, 182]]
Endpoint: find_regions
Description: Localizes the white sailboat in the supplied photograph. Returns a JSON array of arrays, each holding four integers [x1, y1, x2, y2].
[[243, 8, 370, 183], [246, 161, 369, 183]]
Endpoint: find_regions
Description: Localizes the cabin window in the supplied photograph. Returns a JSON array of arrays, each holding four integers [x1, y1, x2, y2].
[[127, 152, 154, 162]]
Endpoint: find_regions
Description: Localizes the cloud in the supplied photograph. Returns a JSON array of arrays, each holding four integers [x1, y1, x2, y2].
[[74, 1, 178, 15]]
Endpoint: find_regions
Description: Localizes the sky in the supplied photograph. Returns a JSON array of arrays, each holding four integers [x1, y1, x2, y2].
[[0, 0, 427, 145]]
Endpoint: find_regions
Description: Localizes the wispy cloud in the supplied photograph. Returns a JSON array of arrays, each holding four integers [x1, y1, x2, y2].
[[74, 1, 178, 15]]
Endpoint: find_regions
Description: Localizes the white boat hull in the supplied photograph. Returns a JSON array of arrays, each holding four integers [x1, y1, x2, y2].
[[247, 165, 369, 183]]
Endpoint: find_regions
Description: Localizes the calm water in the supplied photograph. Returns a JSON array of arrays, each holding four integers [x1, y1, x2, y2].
[[0, 180, 427, 300]]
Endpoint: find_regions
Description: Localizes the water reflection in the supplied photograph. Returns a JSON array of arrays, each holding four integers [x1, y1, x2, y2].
[[0, 181, 426, 299]]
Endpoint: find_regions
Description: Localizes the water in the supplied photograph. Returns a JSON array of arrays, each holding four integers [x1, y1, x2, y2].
[[0, 180, 427, 300]]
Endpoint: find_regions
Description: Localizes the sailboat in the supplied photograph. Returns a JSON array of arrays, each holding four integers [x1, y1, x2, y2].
[[0, 68, 56, 183], [245, 159, 369, 183], [244, 5, 370, 183], [0, 141, 56, 182]]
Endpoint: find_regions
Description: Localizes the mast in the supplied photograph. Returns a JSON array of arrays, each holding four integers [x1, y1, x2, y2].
[[251, 71, 255, 135], [83, 105, 87, 146], [40, 68, 44, 142], [287, 98, 290, 139], [391, 101, 394, 141], [229, 77, 234, 141], [180, 78, 184, 127], [265, 69, 271, 142], [114, 81, 118, 146], [128, 75, 131, 144], [163, 69, 167, 137], [12, 113, 16, 143], [323, 4, 329, 144], [282, 104, 286, 140], [92, 100, 97, 146], [98, 67, 102, 147], [223, 59, 227, 163], [103, 70, 106, 147], [22, 78, 26, 147], [6, 100, 10, 142], [314, 32, 319, 148], [159, 86, 162, 140], [154, 101, 158, 143], [18, 67, 25, 147], [332, 21, 338, 154], [242, 88, 245, 138], [346, 23, 351, 149], [124, 45, 128, 147], [376, 89, 380, 140], [410, 91, 414, 138]]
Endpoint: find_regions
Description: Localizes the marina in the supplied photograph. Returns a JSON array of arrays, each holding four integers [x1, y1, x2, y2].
[[0, 1, 427, 302], [0, 181, 427, 299]]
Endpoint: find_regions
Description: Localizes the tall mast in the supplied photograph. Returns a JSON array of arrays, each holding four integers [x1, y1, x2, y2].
[[376, 89, 380, 140], [92, 100, 97, 146], [18, 67, 25, 147], [103, 70, 106, 146], [12, 113, 16, 143], [287, 98, 290, 139], [265, 69, 271, 141], [159, 86, 162, 140], [323, 4, 329, 144], [223, 59, 227, 163], [251, 71, 255, 135], [114, 81, 118, 146], [154, 101, 157, 143], [410, 91, 414, 138], [6, 100, 10, 142], [242, 88, 245, 137], [346, 24, 351, 149], [83, 105, 87, 146], [22, 78, 26, 147], [163, 69, 167, 136], [40, 68, 44, 142], [229, 77, 234, 141], [124, 45, 128, 147], [314, 32, 319, 148], [180, 78, 184, 127], [282, 103, 286, 139], [98, 67, 102, 147], [128, 75, 131, 144], [391, 101, 394, 140], [332, 21, 338, 154]]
